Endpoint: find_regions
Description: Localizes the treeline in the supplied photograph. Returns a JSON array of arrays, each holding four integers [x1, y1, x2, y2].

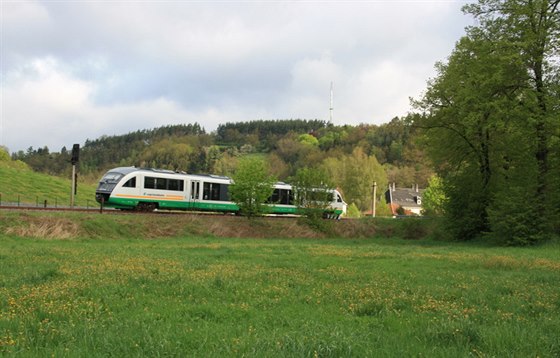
[[415, 0, 559, 245], [12, 117, 431, 213], [216, 119, 327, 149]]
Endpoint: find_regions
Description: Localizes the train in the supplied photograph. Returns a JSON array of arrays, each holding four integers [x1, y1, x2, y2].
[[95, 167, 347, 218]]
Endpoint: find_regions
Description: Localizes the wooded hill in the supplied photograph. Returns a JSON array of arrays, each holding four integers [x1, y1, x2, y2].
[[10, 117, 431, 215]]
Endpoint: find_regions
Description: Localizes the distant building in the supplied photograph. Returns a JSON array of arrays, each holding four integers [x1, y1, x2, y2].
[[385, 183, 425, 216]]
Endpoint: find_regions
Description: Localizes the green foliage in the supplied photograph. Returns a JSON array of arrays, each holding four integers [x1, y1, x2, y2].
[[12, 124, 206, 177], [216, 119, 326, 147], [416, 0, 560, 244], [345, 203, 362, 218], [488, 186, 545, 246], [291, 167, 333, 219], [322, 147, 388, 211], [422, 175, 447, 216], [375, 196, 394, 217], [297, 133, 319, 146], [0, 147, 9, 161], [138, 139, 193, 171], [229, 157, 275, 218]]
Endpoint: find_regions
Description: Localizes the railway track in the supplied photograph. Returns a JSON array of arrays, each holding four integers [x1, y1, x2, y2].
[[0, 204, 320, 219]]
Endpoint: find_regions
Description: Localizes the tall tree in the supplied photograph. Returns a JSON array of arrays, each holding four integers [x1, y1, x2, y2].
[[416, 0, 559, 243], [465, 0, 560, 241]]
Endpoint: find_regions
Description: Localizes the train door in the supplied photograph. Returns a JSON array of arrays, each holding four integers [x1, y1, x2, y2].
[[190, 180, 201, 209]]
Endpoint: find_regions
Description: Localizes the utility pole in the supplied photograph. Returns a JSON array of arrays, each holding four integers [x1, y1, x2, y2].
[[371, 182, 377, 217], [329, 82, 334, 124], [70, 144, 79, 207]]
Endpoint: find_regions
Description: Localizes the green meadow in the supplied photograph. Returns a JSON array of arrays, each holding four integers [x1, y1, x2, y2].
[[0, 165, 97, 208], [0, 213, 559, 357]]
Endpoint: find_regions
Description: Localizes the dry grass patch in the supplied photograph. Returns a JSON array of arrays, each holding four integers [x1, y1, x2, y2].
[[203, 216, 321, 239], [5, 216, 79, 240]]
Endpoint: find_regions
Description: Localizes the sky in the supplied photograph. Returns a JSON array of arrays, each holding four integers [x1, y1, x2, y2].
[[1, 0, 473, 153]]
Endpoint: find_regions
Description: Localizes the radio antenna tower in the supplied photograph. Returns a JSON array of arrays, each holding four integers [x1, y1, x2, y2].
[[329, 81, 334, 124]]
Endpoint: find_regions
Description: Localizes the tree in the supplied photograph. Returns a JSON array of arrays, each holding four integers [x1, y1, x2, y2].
[[421, 175, 447, 216], [322, 147, 388, 212], [0, 147, 9, 162], [229, 157, 276, 218], [291, 167, 334, 218], [138, 139, 193, 171], [416, 0, 559, 242]]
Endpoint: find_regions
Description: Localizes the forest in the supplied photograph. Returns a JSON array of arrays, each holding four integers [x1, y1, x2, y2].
[[7, 0, 560, 245]]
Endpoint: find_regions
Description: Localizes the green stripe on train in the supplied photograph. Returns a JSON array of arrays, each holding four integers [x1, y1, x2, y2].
[[106, 197, 239, 212], [105, 196, 339, 215]]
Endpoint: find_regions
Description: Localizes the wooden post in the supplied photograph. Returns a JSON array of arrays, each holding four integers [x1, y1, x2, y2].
[[372, 182, 377, 217], [71, 164, 76, 207]]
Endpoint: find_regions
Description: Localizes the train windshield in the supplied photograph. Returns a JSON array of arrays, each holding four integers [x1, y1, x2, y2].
[[100, 172, 124, 184]]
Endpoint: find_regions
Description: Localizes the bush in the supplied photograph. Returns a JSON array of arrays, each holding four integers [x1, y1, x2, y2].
[[345, 203, 362, 218], [400, 218, 429, 240]]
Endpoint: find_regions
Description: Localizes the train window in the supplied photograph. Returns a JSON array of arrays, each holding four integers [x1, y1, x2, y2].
[[168, 179, 184, 191], [122, 177, 136, 188], [144, 177, 156, 189], [337, 194, 343, 203], [267, 189, 293, 205], [281, 189, 293, 205], [102, 172, 123, 183], [267, 189, 280, 204], [203, 182, 222, 201], [145, 177, 173, 190], [156, 178, 167, 190], [219, 184, 230, 201]]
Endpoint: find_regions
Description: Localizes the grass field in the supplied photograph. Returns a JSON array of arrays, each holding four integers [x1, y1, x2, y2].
[[0, 212, 559, 356], [0, 164, 98, 208]]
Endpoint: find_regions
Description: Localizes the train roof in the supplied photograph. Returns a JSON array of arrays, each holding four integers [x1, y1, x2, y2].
[[189, 173, 231, 180], [106, 167, 187, 175]]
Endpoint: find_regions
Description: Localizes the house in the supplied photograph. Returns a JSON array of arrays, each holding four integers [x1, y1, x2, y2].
[[385, 183, 425, 216]]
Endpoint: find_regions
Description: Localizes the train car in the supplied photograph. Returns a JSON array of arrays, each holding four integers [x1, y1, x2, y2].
[[95, 167, 238, 212], [95, 167, 346, 217]]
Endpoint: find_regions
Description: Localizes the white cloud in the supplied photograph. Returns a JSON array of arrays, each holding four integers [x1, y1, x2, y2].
[[1, 1, 472, 152], [1, 58, 229, 152]]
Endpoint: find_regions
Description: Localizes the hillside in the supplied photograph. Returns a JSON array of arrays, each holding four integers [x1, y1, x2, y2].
[[0, 158, 98, 208], [10, 117, 432, 214]]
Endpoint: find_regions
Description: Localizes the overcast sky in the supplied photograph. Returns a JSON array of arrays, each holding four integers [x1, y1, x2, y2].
[[1, 0, 472, 153]]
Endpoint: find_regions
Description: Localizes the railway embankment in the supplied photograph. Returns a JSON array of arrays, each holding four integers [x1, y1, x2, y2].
[[0, 210, 438, 241]]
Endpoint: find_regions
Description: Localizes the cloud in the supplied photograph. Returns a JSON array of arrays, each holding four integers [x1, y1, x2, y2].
[[1, 1, 471, 152], [2, 58, 236, 152]]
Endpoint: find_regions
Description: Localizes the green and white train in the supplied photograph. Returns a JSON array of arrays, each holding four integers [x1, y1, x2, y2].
[[95, 167, 347, 217]]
